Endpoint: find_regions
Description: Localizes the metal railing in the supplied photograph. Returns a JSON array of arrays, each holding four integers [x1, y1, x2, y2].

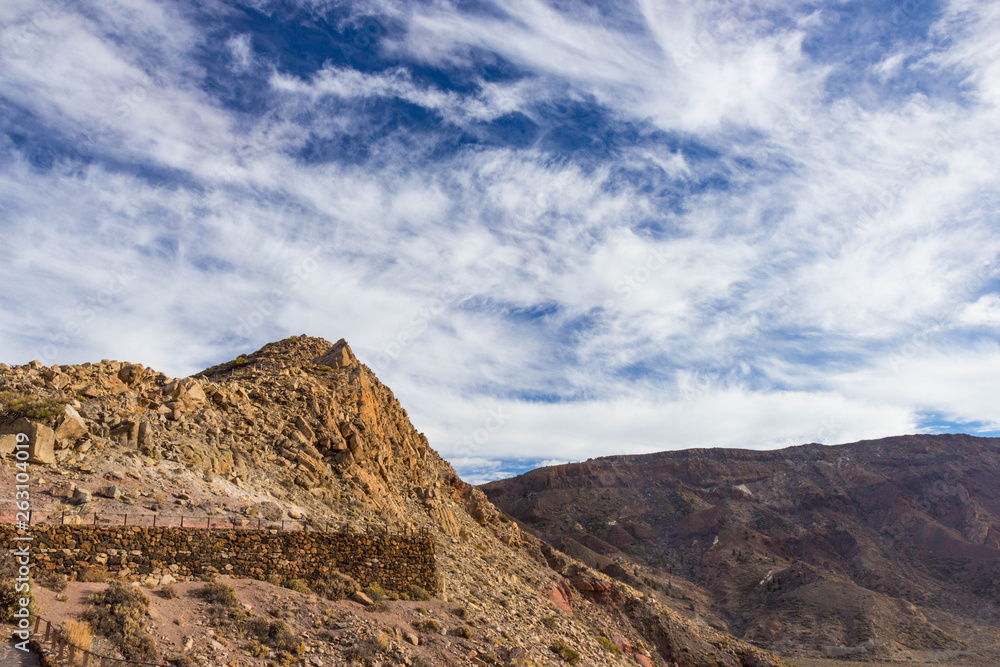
[[28, 614, 169, 666], [0, 509, 432, 539]]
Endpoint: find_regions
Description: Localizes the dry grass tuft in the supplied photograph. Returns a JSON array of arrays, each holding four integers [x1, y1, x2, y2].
[[59, 619, 93, 651]]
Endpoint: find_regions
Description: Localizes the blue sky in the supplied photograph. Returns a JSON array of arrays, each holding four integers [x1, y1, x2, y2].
[[1, 0, 999, 484]]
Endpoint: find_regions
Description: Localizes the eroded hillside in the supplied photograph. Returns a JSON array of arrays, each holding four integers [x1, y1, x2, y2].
[[483, 437, 1000, 664], [0, 335, 788, 667]]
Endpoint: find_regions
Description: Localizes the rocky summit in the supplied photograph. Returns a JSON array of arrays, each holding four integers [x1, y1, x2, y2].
[[0, 335, 788, 667], [483, 437, 1000, 666]]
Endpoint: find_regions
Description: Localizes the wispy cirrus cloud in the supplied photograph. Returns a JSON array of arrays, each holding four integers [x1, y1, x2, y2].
[[1, 0, 998, 483]]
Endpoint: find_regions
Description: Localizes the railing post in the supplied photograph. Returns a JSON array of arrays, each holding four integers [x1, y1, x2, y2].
[[44, 620, 51, 642], [68, 644, 76, 665], [180, 515, 184, 528], [207, 517, 211, 530], [82, 649, 90, 666], [281, 520, 285, 531], [57, 638, 65, 659], [152, 514, 156, 528], [94, 512, 97, 526], [257, 518, 261, 530], [33, 615, 40, 633]]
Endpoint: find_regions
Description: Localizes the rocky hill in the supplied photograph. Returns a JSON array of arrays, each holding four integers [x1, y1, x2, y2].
[[482, 436, 1000, 665], [0, 335, 788, 667]]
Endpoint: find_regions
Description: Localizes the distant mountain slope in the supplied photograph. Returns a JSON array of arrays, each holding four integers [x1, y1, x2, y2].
[[482, 435, 1000, 663]]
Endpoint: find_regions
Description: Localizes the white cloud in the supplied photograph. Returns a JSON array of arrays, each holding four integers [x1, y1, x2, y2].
[[1, 0, 999, 484]]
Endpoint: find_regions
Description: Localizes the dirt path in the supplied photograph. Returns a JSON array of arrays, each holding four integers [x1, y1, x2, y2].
[[0, 638, 41, 667]]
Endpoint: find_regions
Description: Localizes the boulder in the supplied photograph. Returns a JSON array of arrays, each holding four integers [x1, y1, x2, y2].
[[294, 415, 315, 442], [314, 339, 358, 369], [54, 405, 88, 449], [97, 485, 124, 500], [183, 378, 207, 403], [0, 418, 55, 464], [351, 591, 374, 605], [0, 433, 18, 457], [612, 636, 632, 654], [72, 488, 93, 504]]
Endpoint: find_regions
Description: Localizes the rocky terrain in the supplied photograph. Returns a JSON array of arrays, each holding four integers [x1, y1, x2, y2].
[[0, 335, 788, 667], [482, 437, 1000, 665]]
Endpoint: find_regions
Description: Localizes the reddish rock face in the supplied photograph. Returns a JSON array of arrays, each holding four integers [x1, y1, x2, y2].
[[634, 654, 653, 667], [546, 582, 574, 613], [484, 434, 1000, 657], [611, 635, 631, 653]]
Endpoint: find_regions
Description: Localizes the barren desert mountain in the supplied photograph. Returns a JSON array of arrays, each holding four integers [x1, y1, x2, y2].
[[482, 436, 1000, 665], [0, 335, 789, 667]]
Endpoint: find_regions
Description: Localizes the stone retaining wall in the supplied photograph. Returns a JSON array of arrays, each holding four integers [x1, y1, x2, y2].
[[2, 524, 437, 592]]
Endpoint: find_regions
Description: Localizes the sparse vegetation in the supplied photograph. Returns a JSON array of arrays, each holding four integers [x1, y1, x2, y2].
[[367, 600, 390, 613], [0, 389, 67, 422], [455, 625, 473, 639], [596, 636, 621, 655], [78, 568, 109, 583], [313, 570, 359, 601], [59, 619, 93, 651], [732, 549, 751, 564], [282, 578, 312, 594], [81, 580, 158, 661], [246, 617, 304, 656], [362, 583, 386, 601], [416, 618, 442, 634], [159, 583, 178, 599], [229, 354, 250, 368], [345, 631, 391, 666], [198, 581, 245, 622], [550, 640, 581, 664], [406, 584, 432, 601], [37, 572, 68, 593], [542, 615, 558, 629]]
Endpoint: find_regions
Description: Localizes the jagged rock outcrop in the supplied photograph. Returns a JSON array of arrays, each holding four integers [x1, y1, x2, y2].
[[1, 335, 792, 667]]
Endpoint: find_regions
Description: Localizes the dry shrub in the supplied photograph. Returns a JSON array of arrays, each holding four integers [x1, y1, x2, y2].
[[362, 583, 385, 601], [405, 584, 432, 601], [59, 619, 93, 651], [198, 581, 245, 624], [78, 568, 109, 583], [416, 618, 441, 634], [159, 584, 178, 599], [313, 570, 359, 601], [0, 557, 34, 623], [246, 617, 304, 655], [81, 581, 158, 662], [37, 572, 68, 593], [345, 631, 391, 666], [282, 578, 311, 594]]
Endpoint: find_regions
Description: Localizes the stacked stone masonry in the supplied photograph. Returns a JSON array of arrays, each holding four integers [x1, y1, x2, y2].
[[2, 525, 437, 592]]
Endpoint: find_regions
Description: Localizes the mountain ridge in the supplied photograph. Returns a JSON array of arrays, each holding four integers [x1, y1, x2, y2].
[[483, 434, 1000, 664], [1, 334, 790, 667]]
